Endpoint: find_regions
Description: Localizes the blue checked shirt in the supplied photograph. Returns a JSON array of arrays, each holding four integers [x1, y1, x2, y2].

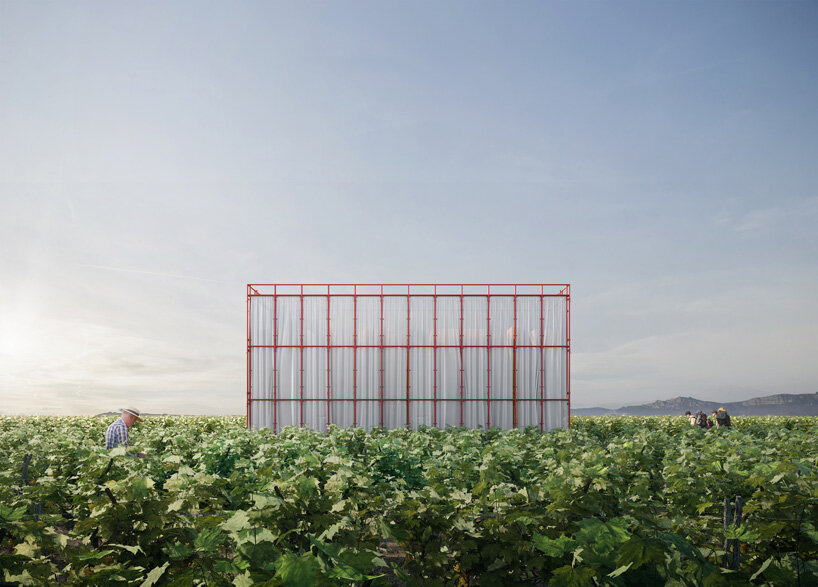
[[105, 417, 130, 449]]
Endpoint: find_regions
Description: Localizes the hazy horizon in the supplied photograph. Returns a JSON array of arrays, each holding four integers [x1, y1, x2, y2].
[[5, 388, 817, 416], [2, 1, 817, 416]]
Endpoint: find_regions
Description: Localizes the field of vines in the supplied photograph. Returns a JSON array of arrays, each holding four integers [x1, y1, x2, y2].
[[1, 416, 817, 586]]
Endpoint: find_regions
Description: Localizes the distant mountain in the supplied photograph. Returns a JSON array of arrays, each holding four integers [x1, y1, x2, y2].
[[574, 392, 818, 417]]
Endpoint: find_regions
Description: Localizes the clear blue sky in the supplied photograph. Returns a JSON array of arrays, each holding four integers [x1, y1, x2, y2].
[[1, 1, 817, 414]]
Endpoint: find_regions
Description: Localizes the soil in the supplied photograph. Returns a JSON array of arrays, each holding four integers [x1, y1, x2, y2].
[[378, 538, 407, 585]]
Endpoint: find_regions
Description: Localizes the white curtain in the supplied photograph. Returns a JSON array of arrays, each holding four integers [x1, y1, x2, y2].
[[250, 294, 568, 431]]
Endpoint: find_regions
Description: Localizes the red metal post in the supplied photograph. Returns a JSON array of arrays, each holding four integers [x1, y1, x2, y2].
[[273, 285, 278, 433], [379, 285, 384, 428], [433, 285, 437, 428], [540, 286, 545, 432], [300, 284, 304, 428], [246, 286, 251, 428], [459, 285, 464, 427], [513, 285, 517, 429], [567, 286, 571, 428], [486, 285, 491, 429], [353, 285, 357, 428], [327, 285, 332, 430], [406, 285, 411, 429]]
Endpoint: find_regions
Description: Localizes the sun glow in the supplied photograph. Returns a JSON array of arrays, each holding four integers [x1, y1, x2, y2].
[[0, 313, 39, 359]]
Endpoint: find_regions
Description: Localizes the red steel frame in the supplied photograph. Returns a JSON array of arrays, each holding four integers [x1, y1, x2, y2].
[[247, 283, 571, 431]]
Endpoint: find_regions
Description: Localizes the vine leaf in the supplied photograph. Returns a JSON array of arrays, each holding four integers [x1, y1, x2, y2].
[[140, 561, 169, 587]]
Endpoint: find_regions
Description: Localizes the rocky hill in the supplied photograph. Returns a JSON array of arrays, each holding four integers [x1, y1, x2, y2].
[[574, 392, 818, 417]]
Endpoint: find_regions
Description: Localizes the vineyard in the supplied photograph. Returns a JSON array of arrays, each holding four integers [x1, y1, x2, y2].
[[1, 416, 817, 586]]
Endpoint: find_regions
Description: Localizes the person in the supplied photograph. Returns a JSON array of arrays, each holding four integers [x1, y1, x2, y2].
[[685, 410, 711, 429], [715, 407, 731, 428], [105, 407, 147, 457], [694, 410, 710, 428]]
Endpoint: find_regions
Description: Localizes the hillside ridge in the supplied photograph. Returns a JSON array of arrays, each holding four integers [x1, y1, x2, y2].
[[574, 392, 818, 416]]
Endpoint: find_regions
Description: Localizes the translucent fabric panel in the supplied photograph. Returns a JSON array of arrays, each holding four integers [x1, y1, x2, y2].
[[303, 297, 328, 345], [249, 297, 276, 430], [331, 402, 356, 429], [505, 347, 543, 429], [488, 297, 512, 427], [544, 347, 568, 430], [463, 296, 488, 345], [276, 347, 299, 426], [330, 349, 353, 426], [356, 297, 380, 346], [517, 346, 542, 429], [383, 297, 407, 345], [517, 297, 543, 348], [544, 297, 567, 346], [489, 296, 514, 348], [276, 349, 299, 402], [436, 296, 461, 427], [382, 348, 407, 428], [250, 297, 275, 346], [330, 297, 354, 345], [249, 347, 273, 431], [300, 297, 328, 431], [356, 347, 380, 429], [409, 345, 434, 428], [302, 347, 328, 432], [276, 297, 300, 346], [409, 297, 434, 428]]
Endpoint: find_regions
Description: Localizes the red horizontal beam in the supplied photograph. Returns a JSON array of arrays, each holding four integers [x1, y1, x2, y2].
[[249, 398, 568, 402], [250, 344, 568, 349], [249, 283, 569, 287], [248, 293, 568, 298]]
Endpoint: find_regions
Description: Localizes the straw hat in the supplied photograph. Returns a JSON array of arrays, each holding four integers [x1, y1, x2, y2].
[[121, 408, 144, 422]]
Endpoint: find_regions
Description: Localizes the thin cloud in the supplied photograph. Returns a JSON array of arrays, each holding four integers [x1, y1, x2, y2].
[[716, 197, 818, 237], [603, 56, 745, 97], [733, 207, 783, 235], [78, 264, 224, 283]]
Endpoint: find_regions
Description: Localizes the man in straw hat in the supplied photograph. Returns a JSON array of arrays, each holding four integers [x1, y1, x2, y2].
[[105, 407, 147, 457]]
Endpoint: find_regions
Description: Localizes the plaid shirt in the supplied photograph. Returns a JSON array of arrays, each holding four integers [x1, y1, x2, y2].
[[105, 417, 130, 449]]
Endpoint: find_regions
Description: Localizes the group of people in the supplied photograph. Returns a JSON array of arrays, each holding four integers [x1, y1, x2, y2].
[[104, 405, 733, 454], [685, 407, 731, 429]]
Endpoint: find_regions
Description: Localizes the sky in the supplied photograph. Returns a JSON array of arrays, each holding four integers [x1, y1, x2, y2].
[[1, 1, 817, 415]]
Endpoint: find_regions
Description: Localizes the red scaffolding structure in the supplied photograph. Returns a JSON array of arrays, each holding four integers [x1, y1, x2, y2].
[[247, 284, 570, 431]]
